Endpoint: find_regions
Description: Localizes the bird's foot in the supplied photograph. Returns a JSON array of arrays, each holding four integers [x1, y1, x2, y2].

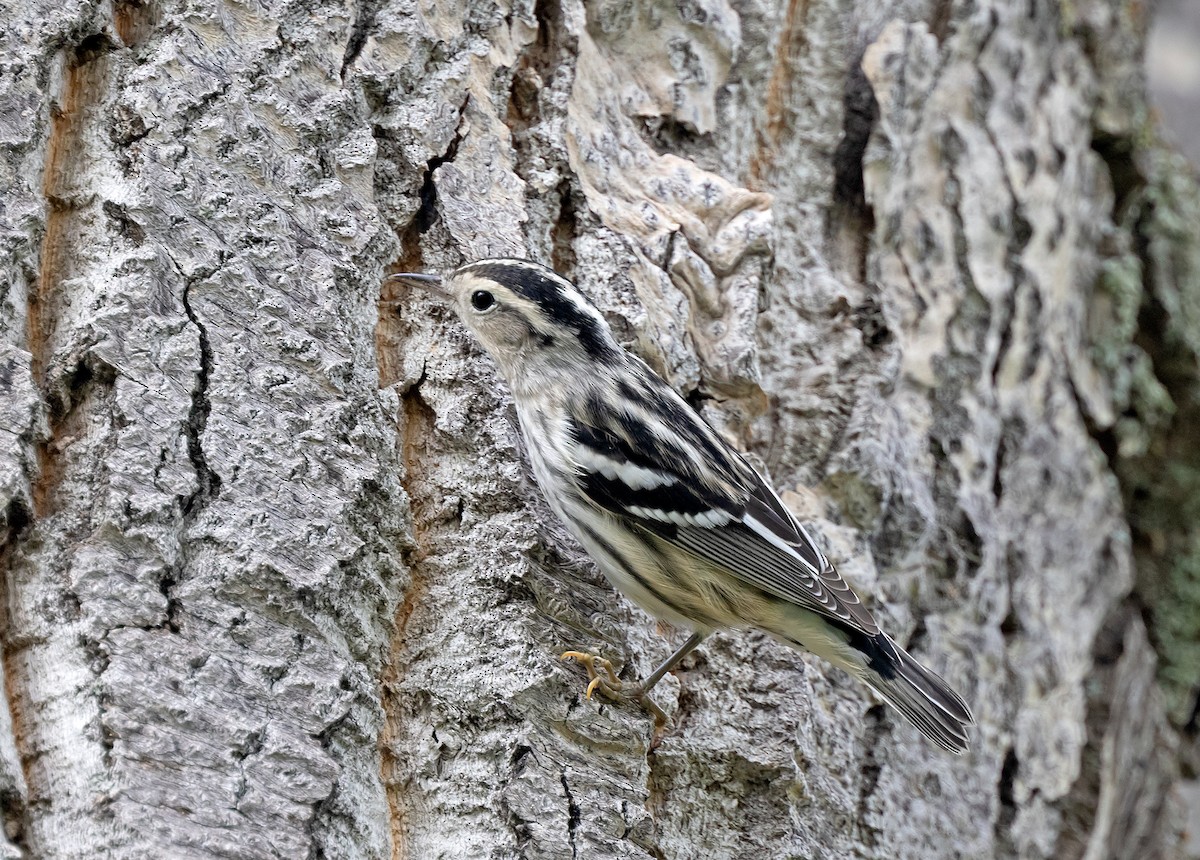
[[560, 650, 622, 698], [560, 651, 668, 725]]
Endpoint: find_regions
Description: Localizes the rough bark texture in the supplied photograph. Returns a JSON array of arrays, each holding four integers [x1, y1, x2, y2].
[[0, 0, 1196, 858]]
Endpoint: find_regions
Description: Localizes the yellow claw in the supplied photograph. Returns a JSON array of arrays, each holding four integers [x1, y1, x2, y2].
[[560, 649, 669, 726], [560, 650, 622, 697]]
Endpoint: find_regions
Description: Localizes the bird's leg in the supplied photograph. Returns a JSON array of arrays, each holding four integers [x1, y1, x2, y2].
[[633, 631, 706, 696], [560, 631, 706, 725]]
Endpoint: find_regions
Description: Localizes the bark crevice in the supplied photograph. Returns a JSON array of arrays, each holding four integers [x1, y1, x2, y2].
[[180, 278, 220, 517], [341, 0, 383, 80]]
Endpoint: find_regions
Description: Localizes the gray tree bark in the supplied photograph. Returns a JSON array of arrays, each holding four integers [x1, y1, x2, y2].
[[0, 0, 1196, 858]]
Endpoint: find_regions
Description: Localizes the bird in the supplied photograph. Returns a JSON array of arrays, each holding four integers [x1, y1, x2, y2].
[[386, 258, 973, 753]]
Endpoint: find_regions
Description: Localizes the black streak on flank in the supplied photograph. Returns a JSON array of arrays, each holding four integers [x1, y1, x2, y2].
[[576, 521, 706, 627], [467, 262, 618, 361]]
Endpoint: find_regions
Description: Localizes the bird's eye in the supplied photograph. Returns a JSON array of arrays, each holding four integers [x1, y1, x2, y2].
[[470, 290, 496, 312]]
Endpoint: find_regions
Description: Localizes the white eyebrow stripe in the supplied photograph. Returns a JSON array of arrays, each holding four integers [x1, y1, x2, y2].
[[471, 258, 561, 278], [559, 285, 605, 324]]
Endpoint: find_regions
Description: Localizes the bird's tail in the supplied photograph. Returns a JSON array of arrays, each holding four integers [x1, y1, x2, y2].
[[860, 638, 974, 754]]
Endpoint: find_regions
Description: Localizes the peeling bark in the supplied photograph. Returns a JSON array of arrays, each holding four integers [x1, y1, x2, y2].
[[0, 0, 1195, 858]]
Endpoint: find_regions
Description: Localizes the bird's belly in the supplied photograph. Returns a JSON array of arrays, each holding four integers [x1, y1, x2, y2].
[[568, 516, 723, 632], [557, 513, 763, 635]]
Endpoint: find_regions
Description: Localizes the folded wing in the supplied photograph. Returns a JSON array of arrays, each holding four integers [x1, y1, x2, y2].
[[567, 379, 880, 638]]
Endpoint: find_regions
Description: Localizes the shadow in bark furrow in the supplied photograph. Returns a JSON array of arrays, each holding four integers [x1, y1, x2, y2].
[[30, 36, 116, 520]]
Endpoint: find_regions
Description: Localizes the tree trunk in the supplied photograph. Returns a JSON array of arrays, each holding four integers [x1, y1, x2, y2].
[[0, 0, 1195, 857]]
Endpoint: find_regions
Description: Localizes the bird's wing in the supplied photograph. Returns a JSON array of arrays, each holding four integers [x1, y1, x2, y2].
[[566, 377, 880, 637]]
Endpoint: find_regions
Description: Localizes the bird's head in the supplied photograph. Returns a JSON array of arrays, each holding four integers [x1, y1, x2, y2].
[[387, 259, 621, 385]]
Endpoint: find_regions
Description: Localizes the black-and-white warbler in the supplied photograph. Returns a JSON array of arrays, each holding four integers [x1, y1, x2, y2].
[[388, 258, 973, 753]]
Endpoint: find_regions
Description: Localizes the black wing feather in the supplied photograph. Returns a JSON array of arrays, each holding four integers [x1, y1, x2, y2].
[[579, 470, 727, 519], [566, 370, 881, 637]]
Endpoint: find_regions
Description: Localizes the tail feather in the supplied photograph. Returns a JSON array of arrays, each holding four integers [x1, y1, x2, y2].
[[863, 639, 974, 754]]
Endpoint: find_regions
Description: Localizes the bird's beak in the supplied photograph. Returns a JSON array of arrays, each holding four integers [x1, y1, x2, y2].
[[385, 272, 449, 299]]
